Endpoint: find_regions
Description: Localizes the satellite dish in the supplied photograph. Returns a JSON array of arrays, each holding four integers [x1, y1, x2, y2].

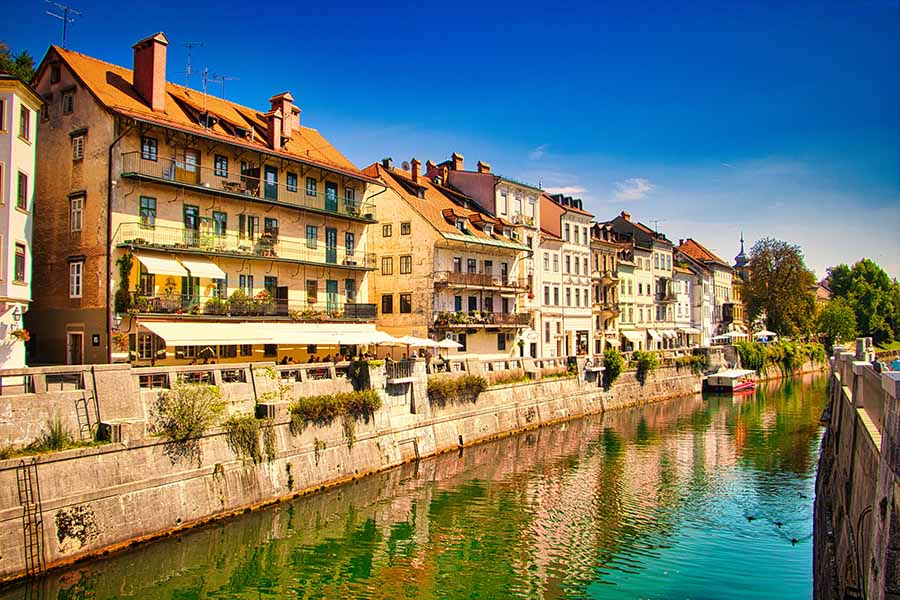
[[401, 161, 410, 170]]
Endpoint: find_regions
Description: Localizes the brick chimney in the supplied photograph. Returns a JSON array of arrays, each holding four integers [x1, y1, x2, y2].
[[266, 108, 283, 150], [410, 158, 421, 183], [381, 157, 393, 169], [426, 159, 436, 173], [621, 210, 631, 222], [450, 152, 464, 171], [269, 92, 298, 138], [132, 32, 169, 113], [477, 160, 491, 174]]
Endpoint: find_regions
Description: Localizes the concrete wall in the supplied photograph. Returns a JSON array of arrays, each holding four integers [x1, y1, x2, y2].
[[0, 357, 701, 583], [814, 342, 900, 600]]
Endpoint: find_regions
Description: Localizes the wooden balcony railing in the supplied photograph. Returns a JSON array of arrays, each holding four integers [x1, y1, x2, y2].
[[433, 271, 525, 290]]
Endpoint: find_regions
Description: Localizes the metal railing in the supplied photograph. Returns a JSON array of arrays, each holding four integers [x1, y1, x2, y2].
[[120, 152, 376, 221], [433, 270, 525, 289], [591, 269, 619, 282], [385, 360, 414, 380], [128, 291, 376, 321], [433, 310, 531, 327], [114, 222, 376, 269]]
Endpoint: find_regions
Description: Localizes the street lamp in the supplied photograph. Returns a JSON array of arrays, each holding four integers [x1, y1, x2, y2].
[[11, 306, 21, 325], [113, 313, 123, 330]]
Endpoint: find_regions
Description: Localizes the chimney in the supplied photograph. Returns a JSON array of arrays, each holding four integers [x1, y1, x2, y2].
[[477, 160, 491, 174], [426, 159, 437, 173], [132, 32, 169, 113], [410, 158, 421, 183], [621, 210, 631, 222], [679, 239, 684, 246], [266, 108, 283, 150], [269, 92, 298, 138], [381, 157, 393, 169], [450, 152, 464, 171]]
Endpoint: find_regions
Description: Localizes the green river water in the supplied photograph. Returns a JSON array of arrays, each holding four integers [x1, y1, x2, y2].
[[4, 373, 827, 599]]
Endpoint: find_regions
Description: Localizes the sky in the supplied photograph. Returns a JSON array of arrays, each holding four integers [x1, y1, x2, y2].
[[3, 0, 898, 278]]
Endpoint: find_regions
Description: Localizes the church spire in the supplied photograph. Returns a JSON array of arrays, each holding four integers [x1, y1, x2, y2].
[[734, 232, 748, 268]]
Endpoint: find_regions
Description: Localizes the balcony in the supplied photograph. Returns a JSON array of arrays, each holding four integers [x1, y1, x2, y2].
[[591, 269, 619, 285], [127, 291, 376, 322], [119, 152, 376, 223], [114, 223, 376, 271], [433, 310, 531, 328], [433, 271, 526, 291], [593, 302, 621, 317], [656, 292, 677, 303]]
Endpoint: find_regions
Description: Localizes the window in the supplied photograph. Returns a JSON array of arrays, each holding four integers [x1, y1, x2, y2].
[[454, 295, 462, 311], [399, 293, 412, 313], [306, 280, 317, 304], [484, 296, 494, 313], [455, 219, 465, 232], [212, 276, 226, 298], [575, 289, 580, 307], [584, 257, 589, 274], [468, 296, 477, 312], [400, 255, 412, 274], [140, 196, 156, 228], [553, 287, 560, 305], [564, 223, 570, 241], [545, 322, 550, 343], [141, 136, 157, 161], [238, 215, 259, 240], [553, 255, 559, 272], [69, 261, 83, 298], [453, 257, 462, 272], [62, 91, 74, 115], [305, 225, 317, 248], [239, 274, 254, 295], [565, 256, 571, 274], [544, 286, 550, 305], [381, 294, 393, 314], [345, 278, 356, 302], [400, 222, 411, 235], [213, 211, 227, 236], [655, 254, 659, 269], [497, 333, 506, 351], [240, 344, 252, 357], [50, 64, 61, 83], [345, 232, 355, 257], [13, 244, 25, 282], [583, 228, 588, 245], [0, 99, 4, 129], [264, 217, 279, 238], [574, 257, 579, 275], [306, 177, 317, 197], [381, 257, 393, 275], [263, 344, 277, 358], [307, 344, 317, 355], [344, 187, 356, 206], [543, 252, 549, 271], [566, 288, 571, 306], [19, 106, 30, 140], [69, 195, 83, 232], [16, 172, 27, 211], [499, 191, 508, 214], [467, 258, 477, 273], [214, 155, 228, 177], [72, 135, 84, 161], [382, 223, 392, 237], [286, 172, 298, 192], [219, 345, 237, 358]]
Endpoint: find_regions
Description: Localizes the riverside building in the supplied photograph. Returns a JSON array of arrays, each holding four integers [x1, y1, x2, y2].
[[590, 222, 621, 356], [28, 33, 382, 365]]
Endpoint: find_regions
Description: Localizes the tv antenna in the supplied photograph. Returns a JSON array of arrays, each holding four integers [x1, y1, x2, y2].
[[182, 42, 203, 86], [650, 218, 667, 233], [46, 1, 81, 48], [210, 73, 239, 98]]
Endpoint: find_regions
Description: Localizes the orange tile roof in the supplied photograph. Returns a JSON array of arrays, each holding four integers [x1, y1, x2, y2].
[[678, 238, 730, 267], [363, 163, 527, 251], [48, 46, 373, 182]]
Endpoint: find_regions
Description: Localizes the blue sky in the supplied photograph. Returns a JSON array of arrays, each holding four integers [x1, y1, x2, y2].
[[4, 0, 899, 277]]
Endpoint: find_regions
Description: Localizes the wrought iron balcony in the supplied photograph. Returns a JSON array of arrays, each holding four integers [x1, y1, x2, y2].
[[119, 152, 376, 222], [114, 222, 376, 270], [127, 291, 376, 321], [591, 269, 619, 284], [656, 292, 677, 303], [432, 310, 531, 328], [433, 270, 526, 290]]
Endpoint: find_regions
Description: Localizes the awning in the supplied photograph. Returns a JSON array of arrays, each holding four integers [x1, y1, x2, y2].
[[178, 256, 226, 280], [663, 330, 678, 339], [622, 330, 644, 343], [141, 321, 274, 345], [679, 327, 702, 334], [135, 253, 187, 277], [604, 338, 621, 346], [647, 329, 661, 341]]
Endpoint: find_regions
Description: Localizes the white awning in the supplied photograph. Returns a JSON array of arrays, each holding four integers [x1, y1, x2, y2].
[[647, 329, 661, 340], [679, 326, 702, 334], [141, 321, 274, 345], [178, 256, 226, 280], [135, 253, 187, 277], [663, 330, 678, 338], [604, 337, 621, 346], [622, 330, 644, 343]]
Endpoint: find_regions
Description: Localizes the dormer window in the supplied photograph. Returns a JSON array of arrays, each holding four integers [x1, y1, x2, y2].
[[503, 227, 512, 238], [455, 219, 465, 232], [484, 224, 493, 235]]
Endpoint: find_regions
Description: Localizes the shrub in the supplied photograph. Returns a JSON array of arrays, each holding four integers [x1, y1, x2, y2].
[[541, 367, 571, 380], [36, 416, 73, 452], [486, 369, 528, 387], [634, 351, 660, 385], [288, 389, 383, 436], [149, 382, 225, 464], [427, 374, 487, 407], [735, 341, 767, 374], [224, 413, 263, 463], [602, 348, 624, 389]]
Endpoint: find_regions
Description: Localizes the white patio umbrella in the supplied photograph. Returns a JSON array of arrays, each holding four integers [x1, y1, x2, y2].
[[753, 330, 777, 339], [436, 337, 462, 360]]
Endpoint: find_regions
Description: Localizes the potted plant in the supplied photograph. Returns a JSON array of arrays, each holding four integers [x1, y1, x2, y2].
[[228, 289, 250, 315], [9, 328, 30, 343], [204, 297, 227, 315], [111, 331, 130, 363], [252, 290, 274, 315]]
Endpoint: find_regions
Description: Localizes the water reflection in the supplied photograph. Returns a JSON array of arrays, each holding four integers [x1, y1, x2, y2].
[[5, 373, 826, 600]]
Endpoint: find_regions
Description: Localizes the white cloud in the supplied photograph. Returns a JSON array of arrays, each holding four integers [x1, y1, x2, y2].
[[614, 177, 655, 201], [545, 186, 586, 196], [529, 144, 549, 161]]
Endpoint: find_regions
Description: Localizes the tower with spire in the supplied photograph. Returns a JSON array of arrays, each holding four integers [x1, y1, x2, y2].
[[734, 233, 749, 282]]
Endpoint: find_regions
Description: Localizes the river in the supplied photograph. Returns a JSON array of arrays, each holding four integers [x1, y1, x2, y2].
[[4, 372, 827, 599]]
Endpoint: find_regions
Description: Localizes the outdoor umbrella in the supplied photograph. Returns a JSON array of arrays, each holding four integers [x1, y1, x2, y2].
[[436, 337, 462, 360]]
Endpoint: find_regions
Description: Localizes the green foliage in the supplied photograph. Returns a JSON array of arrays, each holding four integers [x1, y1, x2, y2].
[[228, 289, 251, 314], [816, 297, 858, 352], [744, 238, 817, 337], [427, 375, 488, 407], [541, 367, 572, 380], [674, 354, 707, 376], [115, 253, 135, 314], [288, 389, 382, 436], [256, 366, 293, 405], [150, 382, 225, 464], [0, 42, 35, 83], [223, 414, 263, 463], [735, 340, 827, 375], [602, 348, 624, 389], [633, 351, 660, 385], [735, 341, 768, 374], [486, 369, 529, 387], [37, 416, 74, 452], [826, 259, 900, 346]]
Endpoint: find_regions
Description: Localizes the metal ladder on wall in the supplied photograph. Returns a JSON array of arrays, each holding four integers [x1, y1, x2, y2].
[[74, 390, 95, 441], [16, 458, 45, 578]]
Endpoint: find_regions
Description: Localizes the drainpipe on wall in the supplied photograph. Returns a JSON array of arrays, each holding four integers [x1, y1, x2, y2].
[[106, 121, 133, 364]]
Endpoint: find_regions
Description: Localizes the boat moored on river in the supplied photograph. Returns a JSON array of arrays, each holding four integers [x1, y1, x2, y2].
[[703, 368, 757, 393]]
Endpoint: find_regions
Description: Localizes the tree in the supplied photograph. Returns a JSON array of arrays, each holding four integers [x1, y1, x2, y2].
[[0, 42, 35, 83], [826, 259, 900, 345], [816, 297, 858, 352], [743, 238, 817, 337]]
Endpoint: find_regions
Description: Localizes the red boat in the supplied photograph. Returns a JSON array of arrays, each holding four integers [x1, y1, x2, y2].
[[704, 369, 757, 394]]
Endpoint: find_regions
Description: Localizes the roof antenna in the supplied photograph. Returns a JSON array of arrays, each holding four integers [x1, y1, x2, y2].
[[650, 218, 667, 233], [46, 1, 81, 49], [210, 73, 239, 99], [182, 42, 203, 87]]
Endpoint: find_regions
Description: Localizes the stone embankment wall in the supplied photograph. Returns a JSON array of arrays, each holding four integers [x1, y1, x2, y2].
[[0, 357, 702, 583], [814, 340, 900, 600]]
